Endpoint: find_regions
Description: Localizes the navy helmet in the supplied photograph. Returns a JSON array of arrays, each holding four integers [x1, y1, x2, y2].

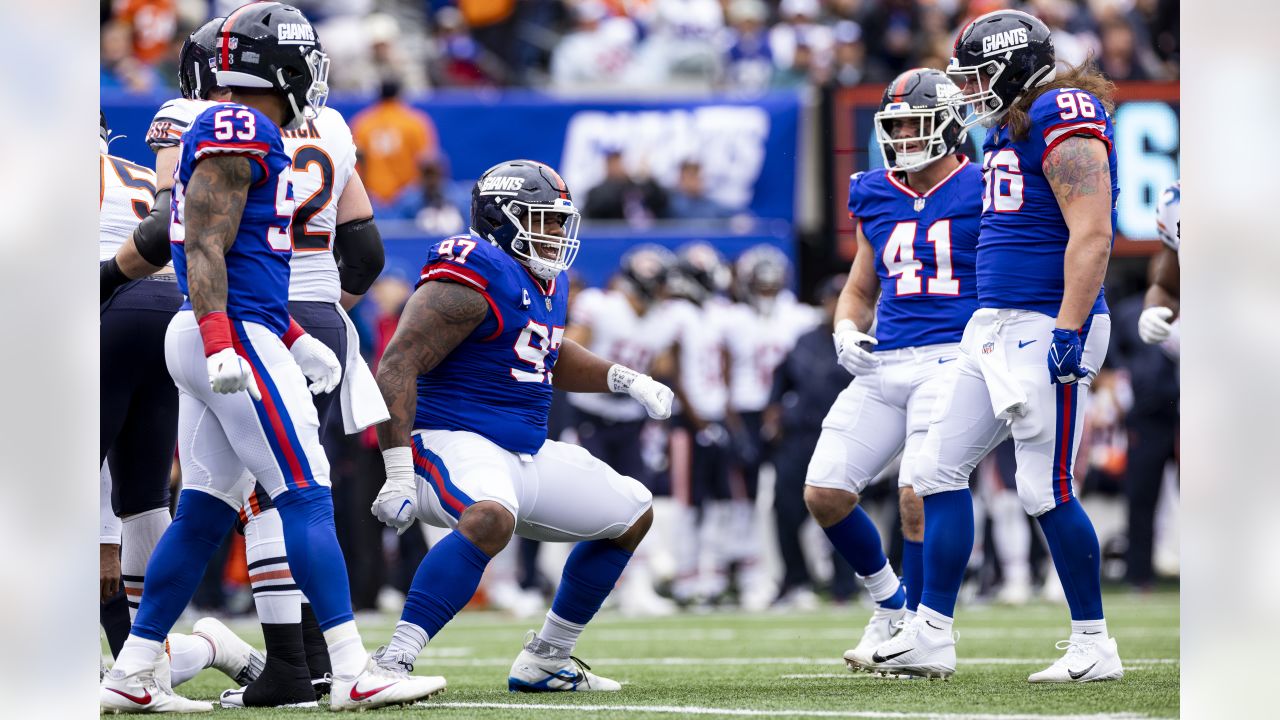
[[618, 244, 676, 304], [213, 2, 329, 129], [178, 17, 225, 100], [471, 159, 581, 281], [947, 9, 1055, 128], [669, 242, 730, 305], [874, 68, 968, 172]]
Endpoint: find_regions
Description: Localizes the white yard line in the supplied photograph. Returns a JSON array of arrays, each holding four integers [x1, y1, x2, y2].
[[425, 701, 1169, 720], [419, 656, 1178, 667]]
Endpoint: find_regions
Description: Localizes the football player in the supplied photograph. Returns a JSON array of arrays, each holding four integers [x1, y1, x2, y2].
[[101, 4, 443, 713], [369, 159, 673, 692], [99, 111, 264, 689], [726, 245, 821, 610], [801, 68, 981, 671], [664, 243, 737, 605], [566, 244, 680, 616], [872, 10, 1124, 682], [1138, 180, 1180, 349]]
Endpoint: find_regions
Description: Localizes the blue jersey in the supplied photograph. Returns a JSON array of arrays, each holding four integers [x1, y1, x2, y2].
[[414, 235, 569, 454], [171, 103, 294, 335], [976, 88, 1119, 316], [849, 159, 982, 350]]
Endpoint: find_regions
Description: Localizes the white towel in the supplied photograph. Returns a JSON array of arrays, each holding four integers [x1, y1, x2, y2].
[[971, 311, 1027, 423], [337, 304, 390, 434]]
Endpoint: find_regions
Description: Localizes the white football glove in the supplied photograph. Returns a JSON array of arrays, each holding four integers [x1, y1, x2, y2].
[[207, 347, 262, 400], [607, 364, 674, 420], [371, 447, 418, 535], [1138, 306, 1174, 345], [833, 319, 881, 376], [289, 333, 342, 395]]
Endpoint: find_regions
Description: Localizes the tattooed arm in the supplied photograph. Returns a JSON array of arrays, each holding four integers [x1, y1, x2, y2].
[[183, 156, 251, 318], [375, 281, 488, 450], [1044, 135, 1114, 330]]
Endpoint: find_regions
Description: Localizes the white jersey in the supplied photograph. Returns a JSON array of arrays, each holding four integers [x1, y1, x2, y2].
[[568, 287, 678, 421], [147, 99, 358, 302], [725, 293, 822, 413], [99, 152, 158, 264], [668, 297, 731, 422], [1155, 180, 1180, 253]]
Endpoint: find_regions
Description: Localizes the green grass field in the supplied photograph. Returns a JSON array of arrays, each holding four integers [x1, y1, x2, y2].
[[132, 588, 1178, 719]]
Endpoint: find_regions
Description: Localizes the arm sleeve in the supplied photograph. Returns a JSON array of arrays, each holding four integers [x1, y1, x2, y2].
[[131, 187, 173, 266], [333, 216, 384, 295]]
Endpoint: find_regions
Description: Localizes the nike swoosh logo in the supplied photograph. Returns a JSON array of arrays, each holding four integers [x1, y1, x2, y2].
[[872, 648, 912, 663], [1081, 631, 1101, 635], [1018, 340, 1037, 348], [1068, 662, 1098, 680], [349, 682, 394, 702], [938, 357, 957, 364], [925, 621, 943, 630], [107, 687, 152, 705], [397, 499, 412, 518]]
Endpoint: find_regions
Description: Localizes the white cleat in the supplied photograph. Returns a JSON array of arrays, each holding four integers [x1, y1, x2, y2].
[[329, 651, 446, 711], [101, 664, 212, 714], [191, 617, 265, 685], [843, 605, 907, 672], [508, 632, 621, 692], [1027, 636, 1124, 683], [865, 615, 956, 680]]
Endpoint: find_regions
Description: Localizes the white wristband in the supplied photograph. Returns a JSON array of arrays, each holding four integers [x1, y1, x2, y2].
[[607, 364, 639, 394], [382, 446, 413, 479]]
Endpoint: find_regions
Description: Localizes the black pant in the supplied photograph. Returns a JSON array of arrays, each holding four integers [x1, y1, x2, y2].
[[772, 429, 819, 592], [101, 277, 182, 516], [1124, 412, 1178, 586]]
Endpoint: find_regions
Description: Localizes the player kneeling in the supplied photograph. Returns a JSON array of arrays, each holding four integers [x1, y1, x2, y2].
[[371, 160, 673, 692]]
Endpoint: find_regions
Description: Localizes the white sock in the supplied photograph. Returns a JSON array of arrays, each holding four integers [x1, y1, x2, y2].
[[857, 561, 903, 604], [113, 637, 165, 677], [538, 610, 586, 653], [903, 609, 917, 624], [917, 605, 954, 635], [323, 621, 367, 679], [244, 508, 303, 624], [167, 632, 213, 687], [1070, 619, 1108, 640], [385, 621, 429, 659], [120, 508, 171, 621]]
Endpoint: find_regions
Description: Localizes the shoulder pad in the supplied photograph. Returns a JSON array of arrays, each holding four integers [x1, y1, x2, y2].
[[418, 236, 509, 292]]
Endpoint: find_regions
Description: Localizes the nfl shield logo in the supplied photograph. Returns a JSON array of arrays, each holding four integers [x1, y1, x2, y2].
[[982, 342, 995, 355], [914, 198, 926, 212]]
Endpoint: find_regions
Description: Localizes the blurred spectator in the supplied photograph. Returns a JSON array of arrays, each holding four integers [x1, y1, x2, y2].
[[111, 0, 178, 66], [429, 5, 506, 87], [351, 78, 440, 219], [459, 0, 521, 84], [1138, 0, 1179, 76], [769, 0, 835, 80], [101, 19, 163, 93], [723, 0, 775, 91], [859, 0, 920, 82], [550, 1, 639, 89], [1096, 8, 1159, 81], [772, 42, 817, 87], [1031, 0, 1100, 68], [668, 160, 733, 220], [583, 150, 670, 224], [414, 157, 472, 237], [829, 21, 867, 87], [626, 0, 724, 88]]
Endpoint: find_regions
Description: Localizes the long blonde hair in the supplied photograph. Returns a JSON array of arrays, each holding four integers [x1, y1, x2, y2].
[[1006, 60, 1116, 142]]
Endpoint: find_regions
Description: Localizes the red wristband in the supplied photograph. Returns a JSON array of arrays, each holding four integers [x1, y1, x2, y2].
[[198, 311, 233, 357], [282, 317, 306, 349]]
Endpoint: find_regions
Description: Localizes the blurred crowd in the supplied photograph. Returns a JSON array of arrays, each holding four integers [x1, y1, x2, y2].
[[102, 0, 1179, 96], [177, 243, 1178, 619]]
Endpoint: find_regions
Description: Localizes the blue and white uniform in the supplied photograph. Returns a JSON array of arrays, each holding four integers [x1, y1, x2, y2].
[[408, 235, 652, 541], [911, 88, 1118, 516], [1155, 180, 1180, 254], [806, 158, 982, 494], [164, 103, 331, 507]]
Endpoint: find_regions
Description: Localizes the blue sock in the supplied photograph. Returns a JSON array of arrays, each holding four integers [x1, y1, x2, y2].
[[272, 486, 353, 630], [901, 539, 924, 613], [1037, 498, 1103, 621], [920, 489, 974, 618], [401, 530, 491, 638], [131, 490, 236, 642], [821, 506, 904, 609], [551, 541, 634, 624]]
